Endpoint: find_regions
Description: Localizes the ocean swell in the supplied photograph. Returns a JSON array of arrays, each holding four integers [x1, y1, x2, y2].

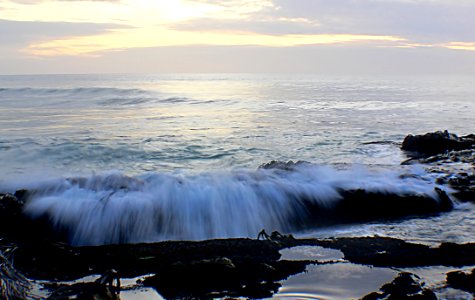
[[15, 164, 452, 246]]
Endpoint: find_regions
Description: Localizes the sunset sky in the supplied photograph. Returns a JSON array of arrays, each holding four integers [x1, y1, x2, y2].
[[1, 0, 474, 74]]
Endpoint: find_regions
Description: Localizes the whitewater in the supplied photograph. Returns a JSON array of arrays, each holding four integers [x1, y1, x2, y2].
[[1, 74, 474, 246]]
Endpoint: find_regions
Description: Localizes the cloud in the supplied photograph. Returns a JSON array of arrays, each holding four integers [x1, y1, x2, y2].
[[188, 0, 275, 16], [173, 1, 475, 43], [3, 44, 474, 75], [0, 19, 124, 47], [1, 0, 474, 74], [171, 17, 321, 36], [7, 0, 120, 3], [23, 28, 404, 57], [268, 0, 475, 42], [444, 42, 475, 51]]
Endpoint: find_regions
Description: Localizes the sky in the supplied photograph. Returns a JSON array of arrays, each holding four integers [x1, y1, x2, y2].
[[1, 0, 474, 74]]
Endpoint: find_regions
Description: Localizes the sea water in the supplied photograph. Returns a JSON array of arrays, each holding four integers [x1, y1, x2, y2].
[[0, 74, 474, 246]]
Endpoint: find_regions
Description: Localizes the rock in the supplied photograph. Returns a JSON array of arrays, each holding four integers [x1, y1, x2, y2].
[[2, 186, 453, 247], [11, 236, 475, 285], [301, 188, 453, 228], [0, 193, 28, 237], [48, 268, 121, 299], [1, 249, 30, 300], [258, 160, 310, 170], [0, 193, 24, 218], [309, 237, 475, 268], [402, 131, 474, 157], [0, 193, 67, 243], [95, 269, 120, 287], [143, 258, 308, 299], [4, 236, 475, 298], [47, 282, 119, 300], [12, 238, 285, 281], [402, 149, 475, 165], [446, 172, 475, 202], [446, 268, 475, 293], [361, 272, 436, 299]]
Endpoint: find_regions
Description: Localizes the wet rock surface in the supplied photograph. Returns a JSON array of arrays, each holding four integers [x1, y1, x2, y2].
[[402, 131, 475, 157], [0, 193, 67, 244], [361, 272, 436, 300], [258, 159, 310, 170], [0, 247, 30, 300], [305, 237, 475, 268], [0, 235, 474, 299], [402, 148, 475, 166], [142, 258, 308, 299], [436, 171, 475, 202], [316, 187, 453, 224], [401, 131, 474, 204], [47, 282, 120, 300], [446, 268, 475, 294]]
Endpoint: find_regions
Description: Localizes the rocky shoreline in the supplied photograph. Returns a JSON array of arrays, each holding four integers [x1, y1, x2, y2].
[[1, 131, 474, 299], [1, 235, 475, 299]]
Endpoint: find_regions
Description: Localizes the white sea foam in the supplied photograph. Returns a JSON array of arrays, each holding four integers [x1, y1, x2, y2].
[[11, 164, 445, 246]]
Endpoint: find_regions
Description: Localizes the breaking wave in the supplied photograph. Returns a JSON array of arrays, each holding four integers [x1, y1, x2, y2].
[[5, 164, 452, 246]]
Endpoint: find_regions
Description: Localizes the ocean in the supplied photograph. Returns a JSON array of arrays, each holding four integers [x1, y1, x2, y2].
[[0, 73, 474, 246]]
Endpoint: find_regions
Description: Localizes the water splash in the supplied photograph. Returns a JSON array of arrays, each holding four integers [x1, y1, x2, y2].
[[14, 164, 449, 246]]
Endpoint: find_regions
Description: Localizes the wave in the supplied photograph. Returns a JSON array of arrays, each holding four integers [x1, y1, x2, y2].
[[0, 87, 220, 108], [0, 87, 145, 96], [0, 87, 154, 108], [5, 164, 453, 246]]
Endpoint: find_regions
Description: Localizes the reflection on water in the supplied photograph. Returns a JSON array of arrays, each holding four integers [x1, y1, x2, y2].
[[29, 263, 475, 300], [279, 246, 344, 262], [401, 266, 475, 300], [301, 203, 475, 246], [274, 263, 397, 300], [120, 288, 164, 300]]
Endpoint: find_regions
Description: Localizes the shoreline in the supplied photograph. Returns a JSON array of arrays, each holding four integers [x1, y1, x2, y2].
[[1, 131, 474, 299], [2, 235, 475, 299]]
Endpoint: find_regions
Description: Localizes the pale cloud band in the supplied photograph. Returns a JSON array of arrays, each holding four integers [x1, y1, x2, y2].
[[2, 0, 475, 56], [0, 0, 474, 74], [24, 30, 406, 57]]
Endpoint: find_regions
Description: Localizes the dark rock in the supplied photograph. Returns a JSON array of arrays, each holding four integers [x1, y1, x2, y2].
[[13, 189, 30, 202], [402, 149, 475, 165], [47, 269, 121, 299], [448, 173, 475, 202], [301, 188, 453, 228], [0, 193, 29, 238], [429, 169, 475, 202], [446, 268, 475, 293], [258, 160, 310, 170], [4, 236, 475, 298], [1, 248, 30, 300], [0, 193, 67, 243], [11, 236, 475, 284], [0, 193, 24, 218], [12, 238, 285, 281], [402, 131, 474, 157], [143, 258, 308, 299], [361, 272, 437, 300], [47, 282, 119, 300], [307, 237, 475, 268], [452, 188, 475, 202]]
